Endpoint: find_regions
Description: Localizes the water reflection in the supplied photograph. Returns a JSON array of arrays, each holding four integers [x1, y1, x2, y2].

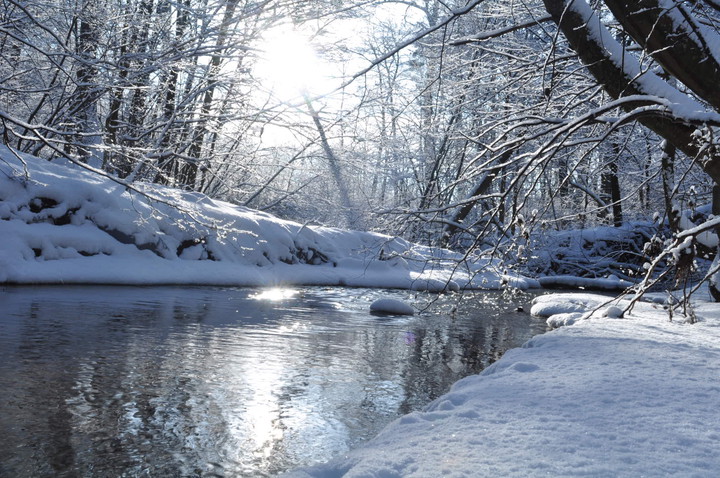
[[0, 286, 547, 477]]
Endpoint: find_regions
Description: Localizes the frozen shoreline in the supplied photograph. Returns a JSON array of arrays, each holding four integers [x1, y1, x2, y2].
[[286, 290, 720, 477]]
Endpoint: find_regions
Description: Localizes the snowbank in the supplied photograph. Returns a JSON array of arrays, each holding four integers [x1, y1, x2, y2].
[[0, 147, 536, 290], [287, 291, 720, 477], [538, 274, 633, 291]]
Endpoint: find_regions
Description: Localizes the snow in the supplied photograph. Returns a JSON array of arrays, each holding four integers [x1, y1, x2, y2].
[[601, 304, 624, 318], [530, 292, 610, 317], [538, 275, 633, 291], [0, 146, 536, 290], [369, 298, 415, 316], [679, 211, 720, 250], [286, 289, 720, 477]]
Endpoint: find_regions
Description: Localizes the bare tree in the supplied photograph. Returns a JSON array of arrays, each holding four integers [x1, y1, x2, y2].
[[540, 0, 720, 298]]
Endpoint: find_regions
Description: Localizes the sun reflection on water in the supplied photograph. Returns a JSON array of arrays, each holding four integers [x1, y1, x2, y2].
[[250, 288, 298, 302], [0, 286, 548, 476]]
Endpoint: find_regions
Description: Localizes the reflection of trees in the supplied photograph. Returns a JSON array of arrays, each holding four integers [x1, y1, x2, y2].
[[0, 291, 225, 476], [4, 299, 82, 476], [398, 299, 542, 414], [60, 307, 194, 476], [0, 288, 547, 476], [458, 324, 515, 370]]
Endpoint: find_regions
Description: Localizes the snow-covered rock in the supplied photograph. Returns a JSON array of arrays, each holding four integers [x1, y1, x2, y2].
[[530, 293, 607, 317], [546, 311, 587, 327], [369, 298, 414, 316], [602, 305, 624, 318], [533, 293, 627, 327]]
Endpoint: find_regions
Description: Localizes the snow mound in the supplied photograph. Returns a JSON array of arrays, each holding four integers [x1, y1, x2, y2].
[[546, 312, 587, 328], [0, 146, 537, 289], [369, 298, 414, 316], [530, 293, 607, 317], [602, 305, 624, 318], [535, 294, 627, 327]]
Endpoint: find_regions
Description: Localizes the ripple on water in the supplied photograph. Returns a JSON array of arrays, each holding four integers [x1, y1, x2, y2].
[[0, 285, 547, 477]]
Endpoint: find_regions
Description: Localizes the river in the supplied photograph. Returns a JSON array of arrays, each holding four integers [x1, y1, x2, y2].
[[0, 285, 548, 477]]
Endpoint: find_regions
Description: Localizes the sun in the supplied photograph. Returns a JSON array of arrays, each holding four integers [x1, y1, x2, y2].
[[255, 25, 337, 102]]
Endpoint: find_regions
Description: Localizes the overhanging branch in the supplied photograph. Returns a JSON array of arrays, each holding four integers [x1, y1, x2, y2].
[[451, 15, 553, 45]]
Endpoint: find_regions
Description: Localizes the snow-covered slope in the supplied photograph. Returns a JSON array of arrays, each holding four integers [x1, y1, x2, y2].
[[0, 147, 536, 289]]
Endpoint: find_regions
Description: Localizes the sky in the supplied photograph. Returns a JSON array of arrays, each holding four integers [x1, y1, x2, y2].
[[251, 3, 426, 147]]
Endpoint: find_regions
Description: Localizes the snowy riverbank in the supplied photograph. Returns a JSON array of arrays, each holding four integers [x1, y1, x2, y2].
[[0, 146, 534, 290], [4, 147, 719, 477], [287, 290, 720, 477]]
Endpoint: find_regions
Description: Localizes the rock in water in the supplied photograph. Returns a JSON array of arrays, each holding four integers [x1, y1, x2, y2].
[[370, 298, 414, 316]]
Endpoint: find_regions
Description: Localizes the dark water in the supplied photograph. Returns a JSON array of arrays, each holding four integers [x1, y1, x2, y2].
[[0, 285, 547, 477]]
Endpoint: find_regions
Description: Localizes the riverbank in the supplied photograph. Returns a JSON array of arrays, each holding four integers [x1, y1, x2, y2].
[[287, 290, 720, 477], [0, 146, 534, 291]]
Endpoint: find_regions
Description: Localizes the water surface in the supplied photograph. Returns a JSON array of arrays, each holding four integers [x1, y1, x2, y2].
[[0, 286, 547, 477]]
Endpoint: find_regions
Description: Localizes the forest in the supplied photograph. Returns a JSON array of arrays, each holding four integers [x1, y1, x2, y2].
[[2, 0, 720, 304], [5, 2, 720, 476]]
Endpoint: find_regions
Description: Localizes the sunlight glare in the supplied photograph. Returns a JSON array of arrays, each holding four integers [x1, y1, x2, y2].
[[256, 25, 337, 102], [251, 287, 298, 301]]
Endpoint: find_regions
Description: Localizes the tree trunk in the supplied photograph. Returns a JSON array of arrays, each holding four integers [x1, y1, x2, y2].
[[155, 0, 191, 185], [66, 0, 101, 167], [184, 0, 240, 190], [306, 98, 356, 228], [542, 0, 720, 186], [601, 0, 720, 112], [661, 141, 680, 233], [442, 151, 509, 246], [600, 145, 623, 227]]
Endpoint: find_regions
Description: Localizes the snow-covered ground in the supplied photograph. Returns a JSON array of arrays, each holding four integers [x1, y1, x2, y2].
[[0, 146, 535, 290], [287, 291, 720, 477]]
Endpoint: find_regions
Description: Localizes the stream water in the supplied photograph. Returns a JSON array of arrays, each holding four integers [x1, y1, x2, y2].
[[0, 285, 548, 477]]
